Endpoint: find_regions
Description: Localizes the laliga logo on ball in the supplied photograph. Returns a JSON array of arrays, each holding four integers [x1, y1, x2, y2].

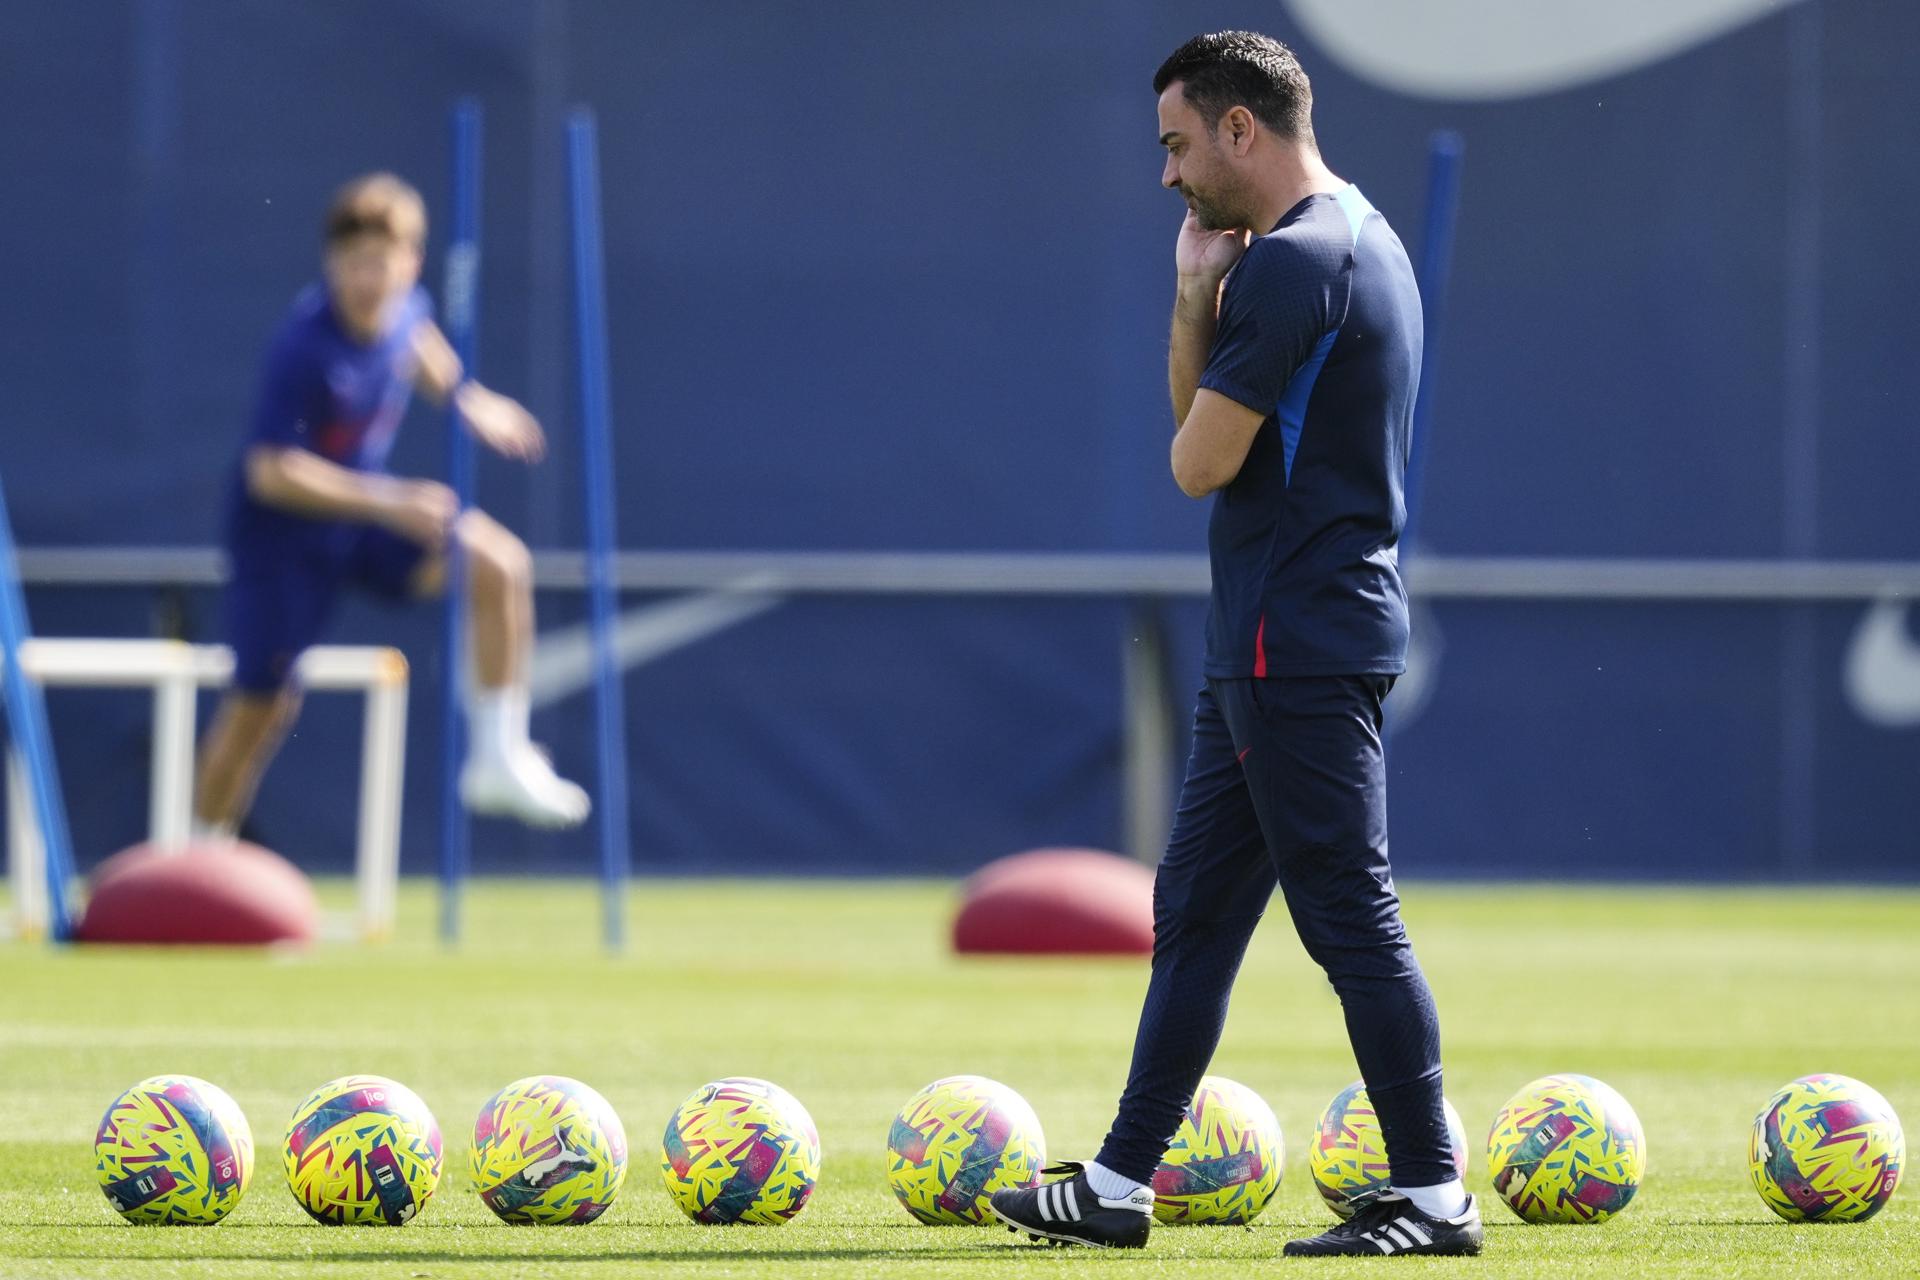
[[1751, 1073, 1904, 1223], [661, 1077, 820, 1225], [886, 1075, 1047, 1225], [1153, 1076, 1285, 1225], [1308, 1080, 1467, 1220], [283, 1075, 443, 1226], [471, 1075, 629, 1225], [94, 1075, 254, 1225], [1486, 1074, 1644, 1224]]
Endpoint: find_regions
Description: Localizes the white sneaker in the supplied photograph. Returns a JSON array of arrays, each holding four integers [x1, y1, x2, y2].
[[460, 745, 592, 829]]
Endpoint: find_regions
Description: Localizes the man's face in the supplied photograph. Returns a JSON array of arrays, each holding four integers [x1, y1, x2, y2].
[[324, 234, 422, 338], [1158, 84, 1250, 231]]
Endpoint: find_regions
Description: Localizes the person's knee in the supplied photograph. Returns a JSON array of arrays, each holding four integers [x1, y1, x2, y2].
[[1151, 881, 1214, 944], [1298, 927, 1428, 1007], [1281, 861, 1413, 979], [1152, 860, 1274, 935], [1151, 897, 1263, 959], [459, 513, 531, 595]]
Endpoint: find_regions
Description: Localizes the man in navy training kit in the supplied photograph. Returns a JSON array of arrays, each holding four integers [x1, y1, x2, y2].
[[194, 174, 590, 838], [990, 33, 1482, 1257]]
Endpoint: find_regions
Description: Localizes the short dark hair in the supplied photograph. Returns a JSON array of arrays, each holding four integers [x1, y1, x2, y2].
[[324, 172, 426, 251], [1153, 31, 1315, 144]]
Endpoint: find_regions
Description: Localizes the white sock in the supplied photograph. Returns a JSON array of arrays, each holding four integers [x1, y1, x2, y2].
[[466, 685, 530, 765], [1393, 1178, 1468, 1220], [1084, 1160, 1149, 1202]]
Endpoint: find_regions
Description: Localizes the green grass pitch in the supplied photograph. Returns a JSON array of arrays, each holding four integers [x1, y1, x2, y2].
[[1, 877, 1915, 1277]]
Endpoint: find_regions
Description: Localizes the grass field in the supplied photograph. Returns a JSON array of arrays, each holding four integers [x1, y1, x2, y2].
[[1, 877, 1915, 1278]]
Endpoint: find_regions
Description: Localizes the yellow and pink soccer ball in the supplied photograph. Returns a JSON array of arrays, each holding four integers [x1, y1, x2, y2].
[[471, 1075, 629, 1225], [283, 1074, 443, 1225], [1486, 1073, 1645, 1223], [661, 1077, 820, 1224], [1750, 1073, 1903, 1223], [94, 1075, 254, 1224], [886, 1074, 1046, 1224], [1151, 1075, 1285, 1224], [1307, 1080, 1467, 1219]]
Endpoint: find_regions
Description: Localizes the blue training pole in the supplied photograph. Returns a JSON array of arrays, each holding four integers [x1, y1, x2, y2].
[[0, 471, 80, 941], [438, 99, 482, 944], [1404, 129, 1465, 552], [566, 107, 633, 951]]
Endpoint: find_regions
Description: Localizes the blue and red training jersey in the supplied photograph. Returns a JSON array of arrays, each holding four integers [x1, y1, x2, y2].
[[225, 284, 430, 568], [1196, 185, 1420, 679]]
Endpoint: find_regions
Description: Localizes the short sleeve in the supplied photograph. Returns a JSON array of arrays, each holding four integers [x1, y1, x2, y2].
[[246, 336, 326, 449], [1197, 239, 1331, 415]]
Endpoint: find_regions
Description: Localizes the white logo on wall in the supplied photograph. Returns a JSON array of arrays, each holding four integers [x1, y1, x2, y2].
[[529, 579, 785, 708], [1282, 0, 1806, 101], [1844, 597, 1920, 729]]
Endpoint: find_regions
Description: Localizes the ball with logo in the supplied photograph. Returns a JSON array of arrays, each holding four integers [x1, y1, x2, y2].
[[283, 1075, 443, 1225], [1150, 1075, 1284, 1224], [1750, 1073, 1903, 1223], [886, 1074, 1045, 1224], [1486, 1074, 1644, 1224], [471, 1075, 629, 1225], [1308, 1080, 1468, 1219], [661, 1077, 820, 1224], [94, 1075, 254, 1224]]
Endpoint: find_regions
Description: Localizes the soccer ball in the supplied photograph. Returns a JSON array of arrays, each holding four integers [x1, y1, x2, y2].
[[284, 1075, 442, 1225], [886, 1074, 1046, 1224], [661, 1077, 821, 1224], [471, 1075, 629, 1225], [1151, 1075, 1284, 1224], [1486, 1074, 1645, 1223], [94, 1075, 253, 1224], [1750, 1073, 1903, 1222], [1308, 1081, 1467, 1219]]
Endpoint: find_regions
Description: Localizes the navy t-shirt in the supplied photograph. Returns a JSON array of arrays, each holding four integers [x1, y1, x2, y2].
[[225, 284, 430, 569], [1196, 185, 1420, 678]]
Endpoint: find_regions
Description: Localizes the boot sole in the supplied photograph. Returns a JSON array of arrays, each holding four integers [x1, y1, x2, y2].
[[987, 1202, 1148, 1249]]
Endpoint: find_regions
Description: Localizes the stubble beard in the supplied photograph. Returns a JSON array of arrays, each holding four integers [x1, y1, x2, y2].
[[1190, 198, 1232, 231], [1184, 177, 1251, 234]]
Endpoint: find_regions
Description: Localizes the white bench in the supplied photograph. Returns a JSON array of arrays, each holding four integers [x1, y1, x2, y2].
[[5, 640, 407, 941]]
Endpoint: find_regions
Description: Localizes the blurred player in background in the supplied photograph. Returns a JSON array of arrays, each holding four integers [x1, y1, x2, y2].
[[193, 173, 590, 837], [991, 33, 1481, 1257]]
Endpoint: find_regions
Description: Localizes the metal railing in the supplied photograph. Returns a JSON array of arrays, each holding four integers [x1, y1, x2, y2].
[[12, 546, 1911, 888], [17, 545, 1920, 600]]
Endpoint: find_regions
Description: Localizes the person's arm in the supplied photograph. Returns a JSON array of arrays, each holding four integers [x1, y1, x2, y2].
[[1167, 211, 1265, 496], [1169, 279, 1221, 429], [1170, 230, 1328, 498], [240, 333, 456, 545], [409, 319, 547, 463], [409, 319, 464, 404], [246, 446, 456, 549], [1168, 211, 1250, 426], [1170, 391, 1268, 498]]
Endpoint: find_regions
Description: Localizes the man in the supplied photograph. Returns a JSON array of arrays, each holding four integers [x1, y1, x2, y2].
[[194, 173, 590, 838], [990, 33, 1482, 1257]]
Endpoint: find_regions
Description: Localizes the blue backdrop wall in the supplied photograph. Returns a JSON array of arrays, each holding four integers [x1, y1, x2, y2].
[[3, 0, 1915, 879]]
